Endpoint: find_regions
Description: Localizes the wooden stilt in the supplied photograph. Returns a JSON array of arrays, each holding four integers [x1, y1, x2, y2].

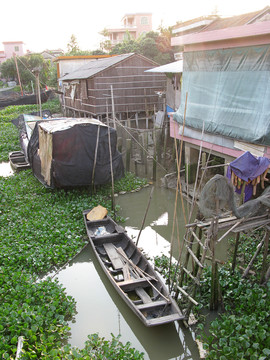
[[260, 229, 269, 284]]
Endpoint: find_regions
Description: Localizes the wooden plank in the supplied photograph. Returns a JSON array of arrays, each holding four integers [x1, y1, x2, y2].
[[103, 243, 123, 270], [122, 264, 131, 281], [232, 219, 270, 233], [147, 313, 185, 326], [119, 277, 153, 291], [137, 300, 170, 310], [135, 287, 152, 304]]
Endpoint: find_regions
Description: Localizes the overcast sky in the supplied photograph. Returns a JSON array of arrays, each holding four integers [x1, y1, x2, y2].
[[1, 0, 269, 53]]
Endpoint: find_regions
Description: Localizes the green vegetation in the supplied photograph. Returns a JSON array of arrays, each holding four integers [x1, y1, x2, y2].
[[0, 101, 146, 359], [65, 29, 174, 65], [0, 99, 61, 162], [0, 54, 58, 91], [154, 231, 270, 360]]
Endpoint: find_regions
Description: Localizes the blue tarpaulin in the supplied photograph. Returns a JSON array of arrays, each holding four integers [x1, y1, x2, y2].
[[173, 45, 270, 146]]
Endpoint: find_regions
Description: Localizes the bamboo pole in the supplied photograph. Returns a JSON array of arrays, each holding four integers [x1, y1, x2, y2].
[[136, 187, 154, 246], [231, 233, 240, 274], [110, 85, 116, 129], [106, 102, 115, 215], [242, 235, 265, 278], [260, 229, 269, 284], [126, 139, 131, 172], [92, 123, 101, 190], [168, 94, 188, 290], [13, 53, 23, 95]]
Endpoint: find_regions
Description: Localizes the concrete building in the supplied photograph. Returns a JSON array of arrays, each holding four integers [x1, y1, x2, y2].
[[0, 41, 25, 64], [105, 13, 152, 46], [170, 7, 270, 182]]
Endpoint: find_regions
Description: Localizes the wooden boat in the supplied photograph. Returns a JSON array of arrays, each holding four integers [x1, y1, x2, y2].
[[9, 151, 30, 171], [83, 209, 185, 327]]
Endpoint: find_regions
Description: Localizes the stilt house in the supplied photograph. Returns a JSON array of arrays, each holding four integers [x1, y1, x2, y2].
[[170, 6, 270, 182], [58, 53, 166, 118]]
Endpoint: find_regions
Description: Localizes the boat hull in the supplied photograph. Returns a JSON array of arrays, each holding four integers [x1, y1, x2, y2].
[[83, 209, 184, 327], [9, 151, 30, 171]]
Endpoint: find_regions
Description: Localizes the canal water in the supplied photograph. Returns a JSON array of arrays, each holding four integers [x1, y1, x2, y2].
[[55, 185, 225, 360], [1, 163, 229, 359]]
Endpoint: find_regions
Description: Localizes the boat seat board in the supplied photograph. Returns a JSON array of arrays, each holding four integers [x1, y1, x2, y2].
[[135, 287, 152, 304], [147, 313, 185, 326], [119, 277, 154, 291], [137, 299, 170, 310], [103, 243, 123, 270]]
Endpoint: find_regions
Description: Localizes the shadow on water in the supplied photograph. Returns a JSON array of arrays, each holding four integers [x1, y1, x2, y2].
[[54, 184, 203, 359]]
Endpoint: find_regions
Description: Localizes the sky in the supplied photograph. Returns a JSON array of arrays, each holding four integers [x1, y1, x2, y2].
[[1, 0, 269, 53]]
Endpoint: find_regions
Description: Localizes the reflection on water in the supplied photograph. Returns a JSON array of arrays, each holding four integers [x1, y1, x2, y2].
[[0, 162, 13, 177], [55, 185, 202, 360], [56, 245, 200, 360]]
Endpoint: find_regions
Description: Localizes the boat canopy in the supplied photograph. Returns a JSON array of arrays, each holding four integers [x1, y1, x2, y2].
[[13, 114, 124, 188], [173, 45, 270, 146]]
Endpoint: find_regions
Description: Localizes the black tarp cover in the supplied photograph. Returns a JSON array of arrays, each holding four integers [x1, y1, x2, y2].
[[26, 117, 124, 188], [173, 45, 270, 146]]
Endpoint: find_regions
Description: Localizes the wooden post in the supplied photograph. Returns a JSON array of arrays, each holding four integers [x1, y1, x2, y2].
[[117, 137, 122, 153], [231, 232, 241, 274], [106, 106, 115, 215], [144, 132, 148, 175], [126, 139, 131, 172], [135, 160, 138, 176], [13, 53, 23, 95], [92, 123, 100, 190], [260, 229, 270, 283], [243, 235, 265, 278], [152, 129, 157, 182], [163, 120, 168, 167], [139, 133, 144, 164], [110, 85, 116, 129], [210, 217, 219, 311], [135, 113, 139, 129], [193, 228, 203, 276]]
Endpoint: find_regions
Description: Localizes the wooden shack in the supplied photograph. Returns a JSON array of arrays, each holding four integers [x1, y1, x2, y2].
[[59, 53, 166, 119]]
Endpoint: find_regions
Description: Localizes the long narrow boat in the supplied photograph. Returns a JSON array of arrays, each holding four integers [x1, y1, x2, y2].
[[83, 209, 185, 327]]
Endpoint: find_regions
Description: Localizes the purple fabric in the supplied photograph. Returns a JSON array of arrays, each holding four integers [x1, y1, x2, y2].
[[226, 152, 270, 202]]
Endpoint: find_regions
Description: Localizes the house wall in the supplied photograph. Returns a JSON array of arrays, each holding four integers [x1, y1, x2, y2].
[[62, 55, 166, 117], [3, 42, 25, 59]]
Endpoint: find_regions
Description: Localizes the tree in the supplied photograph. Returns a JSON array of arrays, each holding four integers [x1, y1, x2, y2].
[[108, 29, 174, 64], [67, 34, 80, 54], [0, 54, 49, 91]]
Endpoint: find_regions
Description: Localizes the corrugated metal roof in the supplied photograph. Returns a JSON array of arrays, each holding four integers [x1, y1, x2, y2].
[[145, 60, 183, 73], [59, 53, 134, 81], [201, 6, 270, 32]]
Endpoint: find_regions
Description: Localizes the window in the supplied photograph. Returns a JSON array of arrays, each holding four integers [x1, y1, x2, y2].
[[141, 17, 148, 25], [14, 46, 19, 52]]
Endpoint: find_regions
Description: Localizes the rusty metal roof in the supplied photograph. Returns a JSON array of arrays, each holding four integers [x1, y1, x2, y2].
[[201, 6, 270, 32], [59, 53, 134, 81]]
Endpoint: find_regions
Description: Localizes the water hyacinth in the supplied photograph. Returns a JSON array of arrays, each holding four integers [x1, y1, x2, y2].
[[0, 100, 147, 358]]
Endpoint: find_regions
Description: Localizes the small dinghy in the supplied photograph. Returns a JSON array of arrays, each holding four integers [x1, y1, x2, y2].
[[9, 151, 30, 171]]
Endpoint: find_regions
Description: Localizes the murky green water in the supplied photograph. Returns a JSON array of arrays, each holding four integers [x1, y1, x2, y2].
[[55, 185, 216, 359]]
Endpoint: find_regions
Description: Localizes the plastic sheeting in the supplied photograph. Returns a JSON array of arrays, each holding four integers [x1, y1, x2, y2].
[[173, 45, 270, 146], [226, 151, 270, 201], [13, 114, 124, 188]]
